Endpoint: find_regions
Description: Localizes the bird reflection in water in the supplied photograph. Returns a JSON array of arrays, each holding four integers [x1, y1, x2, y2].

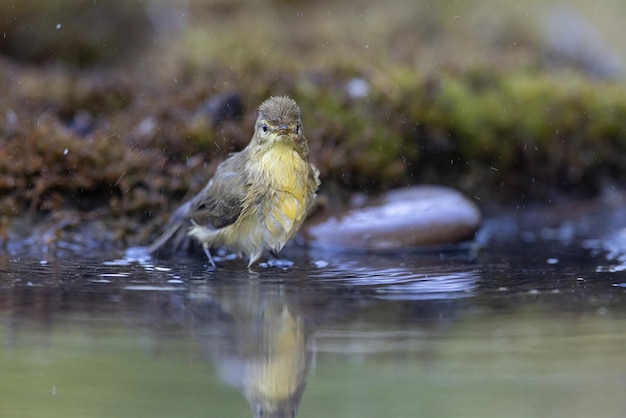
[[188, 280, 314, 418]]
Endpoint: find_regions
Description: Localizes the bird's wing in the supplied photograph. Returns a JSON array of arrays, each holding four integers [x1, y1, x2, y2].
[[189, 153, 249, 230]]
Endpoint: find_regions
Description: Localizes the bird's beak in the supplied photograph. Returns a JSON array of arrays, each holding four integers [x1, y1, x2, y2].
[[276, 124, 289, 134]]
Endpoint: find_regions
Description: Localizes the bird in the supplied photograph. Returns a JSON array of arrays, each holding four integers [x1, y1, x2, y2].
[[147, 96, 320, 267]]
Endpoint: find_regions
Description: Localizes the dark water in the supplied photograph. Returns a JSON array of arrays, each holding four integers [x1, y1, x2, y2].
[[2, 219, 626, 418]]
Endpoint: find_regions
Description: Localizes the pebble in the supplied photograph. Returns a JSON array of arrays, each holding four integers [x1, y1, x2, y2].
[[200, 92, 243, 124], [302, 186, 481, 251]]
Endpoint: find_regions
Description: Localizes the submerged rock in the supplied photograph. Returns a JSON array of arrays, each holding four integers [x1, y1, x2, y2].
[[302, 186, 481, 251]]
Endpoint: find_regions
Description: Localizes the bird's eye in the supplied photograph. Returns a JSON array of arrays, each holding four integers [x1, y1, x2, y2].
[[261, 123, 269, 134], [295, 123, 301, 134]]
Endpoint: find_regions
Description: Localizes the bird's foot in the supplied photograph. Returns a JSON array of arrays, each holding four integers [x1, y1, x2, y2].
[[203, 246, 216, 268]]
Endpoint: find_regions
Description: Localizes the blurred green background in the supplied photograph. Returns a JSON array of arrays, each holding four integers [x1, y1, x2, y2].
[[1, 0, 626, 238]]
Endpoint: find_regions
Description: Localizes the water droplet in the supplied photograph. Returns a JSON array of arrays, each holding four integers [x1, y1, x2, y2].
[[314, 260, 329, 268]]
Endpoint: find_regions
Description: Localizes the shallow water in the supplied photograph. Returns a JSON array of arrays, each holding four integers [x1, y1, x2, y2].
[[2, 224, 626, 418]]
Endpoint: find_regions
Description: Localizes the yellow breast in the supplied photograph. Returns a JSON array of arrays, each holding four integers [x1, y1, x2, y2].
[[257, 142, 312, 245], [259, 142, 310, 197]]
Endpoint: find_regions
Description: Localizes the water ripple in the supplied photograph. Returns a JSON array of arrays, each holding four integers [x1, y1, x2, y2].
[[309, 256, 477, 300]]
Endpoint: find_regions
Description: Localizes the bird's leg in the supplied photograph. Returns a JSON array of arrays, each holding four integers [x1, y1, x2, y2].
[[203, 244, 216, 267]]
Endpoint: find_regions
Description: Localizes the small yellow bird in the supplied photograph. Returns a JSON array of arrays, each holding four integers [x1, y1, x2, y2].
[[147, 96, 320, 267]]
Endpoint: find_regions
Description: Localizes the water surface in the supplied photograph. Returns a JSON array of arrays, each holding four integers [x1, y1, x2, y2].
[[1, 229, 626, 418]]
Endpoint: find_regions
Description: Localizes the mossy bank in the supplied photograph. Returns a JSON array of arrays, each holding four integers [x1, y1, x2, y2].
[[1, 0, 626, 246]]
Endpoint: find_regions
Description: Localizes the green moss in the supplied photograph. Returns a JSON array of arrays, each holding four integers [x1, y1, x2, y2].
[[293, 86, 418, 189], [3, 0, 626, 244]]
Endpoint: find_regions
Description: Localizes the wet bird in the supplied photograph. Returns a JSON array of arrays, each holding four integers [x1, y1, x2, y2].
[[147, 96, 320, 267]]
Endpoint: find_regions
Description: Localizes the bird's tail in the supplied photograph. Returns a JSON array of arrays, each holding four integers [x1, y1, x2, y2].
[[146, 201, 192, 254], [146, 222, 183, 254]]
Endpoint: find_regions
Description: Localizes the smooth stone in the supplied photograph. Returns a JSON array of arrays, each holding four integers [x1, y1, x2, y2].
[[302, 186, 481, 251]]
